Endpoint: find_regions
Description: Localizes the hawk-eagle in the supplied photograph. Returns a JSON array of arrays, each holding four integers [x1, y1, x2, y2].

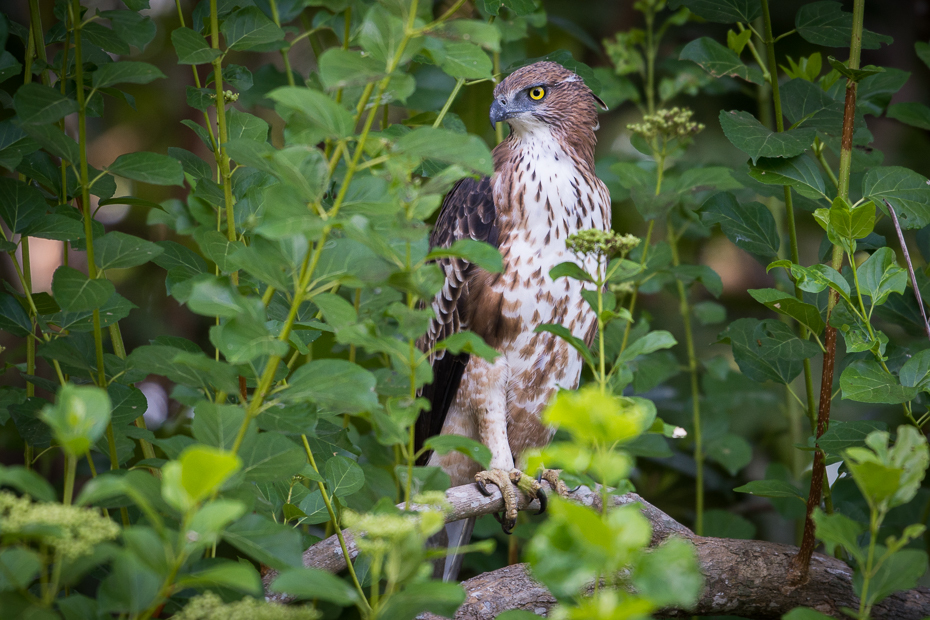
[[416, 61, 611, 578]]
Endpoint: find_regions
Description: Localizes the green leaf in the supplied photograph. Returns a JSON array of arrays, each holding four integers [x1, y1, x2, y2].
[[240, 433, 307, 482], [423, 434, 492, 469], [813, 508, 865, 564], [427, 239, 503, 273], [324, 455, 365, 497], [900, 349, 930, 390], [857, 247, 906, 306], [226, 109, 268, 143], [40, 384, 112, 457], [92, 61, 165, 89], [862, 548, 928, 605], [768, 260, 852, 304], [99, 10, 157, 52], [840, 360, 917, 404], [818, 420, 887, 455], [733, 479, 805, 500], [161, 445, 241, 512], [0, 177, 47, 233], [174, 561, 262, 596], [706, 433, 752, 476], [0, 548, 41, 592], [632, 537, 702, 609], [51, 266, 115, 312], [171, 27, 221, 64], [192, 401, 248, 451], [0, 292, 31, 337], [679, 37, 763, 84], [21, 123, 79, 164], [748, 288, 825, 335], [534, 323, 595, 369], [438, 20, 501, 52], [701, 192, 780, 258], [223, 513, 303, 569], [21, 214, 84, 241], [796, 1, 892, 50], [0, 464, 56, 502], [94, 231, 164, 270], [717, 318, 819, 385], [268, 86, 354, 140], [108, 152, 184, 186], [284, 360, 379, 414], [667, 0, 761, 23], [780, 77, 848, 137], [318, 48, 385, 91], [782, 608, 834, 620], [747, 155, 827, 200], [397, 127, 493, 176], [826, 56, 884, 83], [618, 330, 677, 364], [548, 261, 594, 282], [719, 110, 815, 163], [700, 509, 756, 539], [863, 166, 930, 229], [379, 581, 465, 620], [221, 7, 285, 52], [436, 41, 493, 80], [270, 568, 359, 606], [435, 331, 500, 362], [887, 101, 930, 131], [13, 83, 78, 125]]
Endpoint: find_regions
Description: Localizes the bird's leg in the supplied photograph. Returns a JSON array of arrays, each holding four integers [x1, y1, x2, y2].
[[475, 468, 541, 534]]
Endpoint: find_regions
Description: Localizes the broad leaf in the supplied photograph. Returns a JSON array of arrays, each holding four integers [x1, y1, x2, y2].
[[734, 479, 805, 500], [701, 192, 780, 258], [14, 83, 78, 125], [719, 110, 815, 163], [863, 166, 930, 229], [221, 7, 285, 52], [92, 61, 165, 88], [423, 434, 492, 469], [679, 37, 763, 84], [427, 239, 503, 273], [171, 27, 221, 64], [285, 360, 379, 413], [94, 231, 164, 270], [747, 155, 827, 200], [667, 0, 761, 23], [795, 1, 892, 49], [270, 568, 359, 606], [324, 455, 365, 497], [748, 288, 825, 335], [51, 266, 115, 312], [396, 127, 493, 176], [268, 86, 354, 140], [0, 177, 46, 233], [108, 152, 184, 186], [717, 318, 819, 385], [840, 360, 917, 404]]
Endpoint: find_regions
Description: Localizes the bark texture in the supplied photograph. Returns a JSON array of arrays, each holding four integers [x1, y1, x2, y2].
[[263, 481, 930, 619]]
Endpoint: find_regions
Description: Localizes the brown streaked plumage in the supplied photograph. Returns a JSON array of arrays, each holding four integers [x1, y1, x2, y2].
[[416, 61, 611, 580]]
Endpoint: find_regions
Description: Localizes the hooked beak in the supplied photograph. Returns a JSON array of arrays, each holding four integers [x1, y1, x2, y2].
[[490, 98, 507, 129]]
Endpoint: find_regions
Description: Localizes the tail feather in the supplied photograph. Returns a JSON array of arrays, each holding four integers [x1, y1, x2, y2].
[[442, 517, 475, 582]]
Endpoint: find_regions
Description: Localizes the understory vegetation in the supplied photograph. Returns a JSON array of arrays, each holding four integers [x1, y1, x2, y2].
[[1, 0, 930, 619]]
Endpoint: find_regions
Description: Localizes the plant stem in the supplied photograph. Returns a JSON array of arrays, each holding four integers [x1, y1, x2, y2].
[[231, 0, 426, 450], [301, 435, 370, 611], [71, 0, 124, 500], [792, 0, 865, 581], [209, 0, 238, 286], [668, 223, 703, 535], [268, 0, 295, 87], [433, 78, 465, 128], [109, 324, 157, 463]]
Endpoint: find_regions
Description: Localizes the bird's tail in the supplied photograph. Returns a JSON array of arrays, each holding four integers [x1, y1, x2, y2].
[[430, 517, 476, 582]]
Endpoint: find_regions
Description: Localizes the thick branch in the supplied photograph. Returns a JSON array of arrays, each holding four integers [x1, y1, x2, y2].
[[262, 482, 930, 619]]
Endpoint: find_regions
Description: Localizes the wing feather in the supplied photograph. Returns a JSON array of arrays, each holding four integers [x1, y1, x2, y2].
[[415, 176, 498, 462]]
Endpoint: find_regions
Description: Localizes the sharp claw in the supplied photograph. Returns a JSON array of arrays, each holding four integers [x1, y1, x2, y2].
[[492, 511, 503, 524], [569, 484, 582, 493], [501, 518, 514, 535], [536, 487, 547, 516], [476, 479, 492, 497]]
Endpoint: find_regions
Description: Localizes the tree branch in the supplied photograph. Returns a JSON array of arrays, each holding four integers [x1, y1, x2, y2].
[[262, 482, 930, 619]]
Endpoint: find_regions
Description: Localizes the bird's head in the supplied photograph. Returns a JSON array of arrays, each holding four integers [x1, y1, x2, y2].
[[489, 61, 606, 138]]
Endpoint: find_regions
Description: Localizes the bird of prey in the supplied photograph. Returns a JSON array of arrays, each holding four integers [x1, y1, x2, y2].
[[416, 61, 611, 579]]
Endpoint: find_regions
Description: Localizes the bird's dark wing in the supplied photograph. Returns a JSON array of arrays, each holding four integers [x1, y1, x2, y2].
[[415, 176, 498, 463]]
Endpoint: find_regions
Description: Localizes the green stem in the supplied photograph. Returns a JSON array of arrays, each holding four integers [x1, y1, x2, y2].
[[109, 324, 157, 463], [301, 436, 370, 612], [668, 223, 703, 535], [644, 6, 655, 115], [433, 78, 465, 128], [231, 0, 426, 450], [209, 0, 238, 285], [268, 0, 295, 87]]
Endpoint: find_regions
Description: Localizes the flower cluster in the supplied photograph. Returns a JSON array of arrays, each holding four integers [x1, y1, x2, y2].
[[342, 506, 445, 556], [0, 491, 120, 560], [174, 592, 319, 620], [566, 229, 641, 260], [627, 107, 705, 141]]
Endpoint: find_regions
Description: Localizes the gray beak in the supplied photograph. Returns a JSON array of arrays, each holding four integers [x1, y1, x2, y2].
[[490, 98, 507, 129]]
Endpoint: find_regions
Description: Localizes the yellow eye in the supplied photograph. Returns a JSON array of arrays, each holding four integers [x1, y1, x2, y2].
[[529, 86, 546, 101]]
